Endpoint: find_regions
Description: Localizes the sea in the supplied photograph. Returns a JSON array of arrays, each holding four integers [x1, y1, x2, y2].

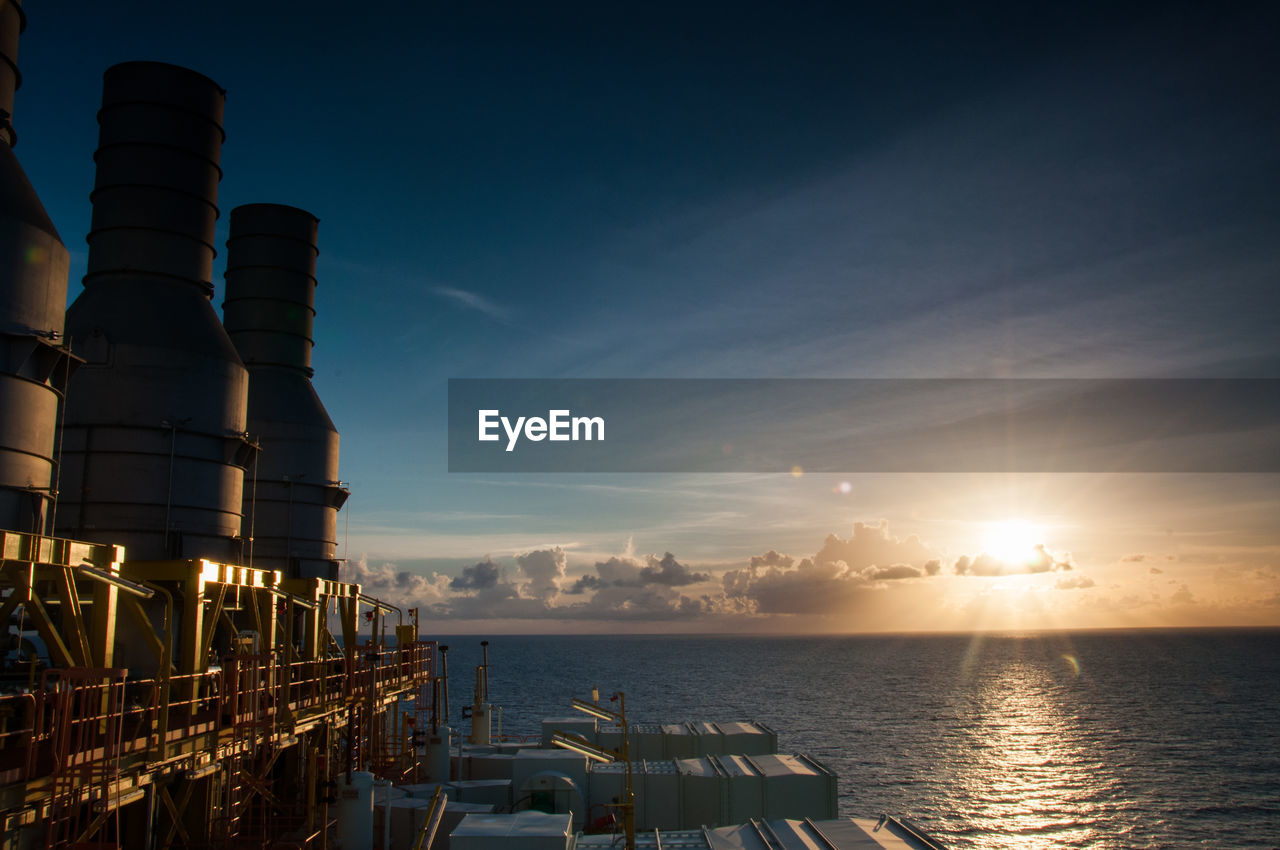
[[435, 629, 1280, 849]]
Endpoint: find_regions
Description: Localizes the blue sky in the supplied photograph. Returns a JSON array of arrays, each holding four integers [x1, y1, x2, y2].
[[17, 1, 1280, 630]]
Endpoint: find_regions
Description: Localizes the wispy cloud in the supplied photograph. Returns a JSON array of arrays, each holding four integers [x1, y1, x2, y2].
[[431, 286, 510, 322]]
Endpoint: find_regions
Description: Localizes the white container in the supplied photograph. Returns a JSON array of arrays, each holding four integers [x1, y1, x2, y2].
[[659, 724, 694, 759], [518, 770, 585, 829], [450, 811, 573, 850], [452, 779, 513, 809], [399, 782, 454, 800], [676, 758, 722, 827], [588, 760, 682, 831], [639, 760, 681, 830], [383, 799, 496, 850], [423, 725, 454, 783], [461, 753, 515, 781], [687, 722, 725, 756], [596, 723, 624, 752], [437, 803, 498, 850], [717, 756, 764, 825], [630, 724, 665, 760], [378, 797, 429, 850], [718, 722, 777, 756], [511, 750, 588, 804], [337, 771, 375, 850], [374, 784, 409, 805], [751, 754, 838, 820]]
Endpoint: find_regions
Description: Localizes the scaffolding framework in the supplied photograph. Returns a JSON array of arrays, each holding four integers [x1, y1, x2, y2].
[[0, 529, 436, 849]]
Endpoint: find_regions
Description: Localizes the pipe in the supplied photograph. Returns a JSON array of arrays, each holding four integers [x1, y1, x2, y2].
[[142, 581, 173, 756], [247, 446, 258, 567], [266, 586, 317, 611], [223, 204, 321, 374], [431, 675, 440, 732], [144, 783, 155, 850], [77, 565, 154, 599], [83, 62, 226, 293], [223, 203, 347, 579], [438, 644, 450, 724], [59, 61, 252, 563]]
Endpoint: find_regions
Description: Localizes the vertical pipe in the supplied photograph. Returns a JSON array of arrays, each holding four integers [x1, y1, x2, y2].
[[59, 61, 252, 562], [438, 645, 449, 724], [223, 204, 347, 579]]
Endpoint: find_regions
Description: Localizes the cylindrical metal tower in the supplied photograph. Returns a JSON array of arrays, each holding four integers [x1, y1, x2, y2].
[[224, 203, 347, 579], [0, 0, 74, 534], [57, 61, 254, 561]]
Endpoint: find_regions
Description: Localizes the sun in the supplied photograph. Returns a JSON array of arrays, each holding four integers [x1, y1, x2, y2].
[[982, 519, 1044, 563]]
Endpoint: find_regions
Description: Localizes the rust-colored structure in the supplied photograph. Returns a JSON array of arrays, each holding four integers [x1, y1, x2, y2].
[[0, 10, 440, 848]]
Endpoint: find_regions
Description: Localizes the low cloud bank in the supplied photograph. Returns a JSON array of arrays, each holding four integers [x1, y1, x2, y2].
[[342, 520, 1083, 624]]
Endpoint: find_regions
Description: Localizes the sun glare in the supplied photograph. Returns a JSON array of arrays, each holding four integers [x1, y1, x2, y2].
[[983, 519, 1044, 563]]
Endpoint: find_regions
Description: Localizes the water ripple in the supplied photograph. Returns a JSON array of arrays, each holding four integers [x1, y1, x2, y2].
[[439, 629, 1280, 849]]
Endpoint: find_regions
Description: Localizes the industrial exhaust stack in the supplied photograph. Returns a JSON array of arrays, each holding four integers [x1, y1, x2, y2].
[[0, 0, 75, 534], [223, 203, 348, 578], [57, 61, 254, 561]]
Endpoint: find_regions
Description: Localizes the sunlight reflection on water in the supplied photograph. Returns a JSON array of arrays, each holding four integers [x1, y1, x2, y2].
[[943, 659, 1111, 848], [442, 630, 1280, 849]]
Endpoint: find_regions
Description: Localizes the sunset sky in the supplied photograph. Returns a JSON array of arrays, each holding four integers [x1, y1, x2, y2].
[[20, 1, 1279, 632]]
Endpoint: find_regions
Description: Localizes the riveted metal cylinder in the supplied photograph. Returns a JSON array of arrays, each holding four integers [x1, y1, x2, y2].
[[225, 204, 346, 578], [58, 62, 252, 561], [0, 0, 73, 534]]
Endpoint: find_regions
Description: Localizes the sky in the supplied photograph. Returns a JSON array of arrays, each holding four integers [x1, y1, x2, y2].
[[15, 1, 1280, 633]]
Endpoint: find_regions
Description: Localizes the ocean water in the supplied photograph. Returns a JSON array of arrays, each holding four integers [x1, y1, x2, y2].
[[437, 629, 1280, 849]]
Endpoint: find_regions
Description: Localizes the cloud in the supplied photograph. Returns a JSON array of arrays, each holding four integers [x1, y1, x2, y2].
[[431, 286, 509, 321], [594, 556, 643, 585], [1171, 584, 1195, 605], [1149, 567, 1164, 575], [344, 529, 933, 626], [864, 564, 922, 581], [750, 550, 794, 569], [341, 555, 452, 610], [721, 556, 925, 616], [545, 551, 724, 619], [560, 584, 709, 621], [719, 522, 942, 616], [721, 557, 860, 615], [1121, 553, 1146, 563], [954, 544, 1073, 576], [1056, 575, 1096, 590], [813, 521, 934, 570], [451, 559, 503, 590], [639, 552, 711, 586], [516, 547, 566, 601], [570, 553, 711, 591], [565, 574, 606, 595]]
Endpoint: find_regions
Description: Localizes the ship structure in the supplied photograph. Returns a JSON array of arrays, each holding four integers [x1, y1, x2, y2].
[[0, 5, 945, 849]]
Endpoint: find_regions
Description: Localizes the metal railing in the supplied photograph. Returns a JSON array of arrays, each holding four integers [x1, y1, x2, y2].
[[0, 640, 436, 785]]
